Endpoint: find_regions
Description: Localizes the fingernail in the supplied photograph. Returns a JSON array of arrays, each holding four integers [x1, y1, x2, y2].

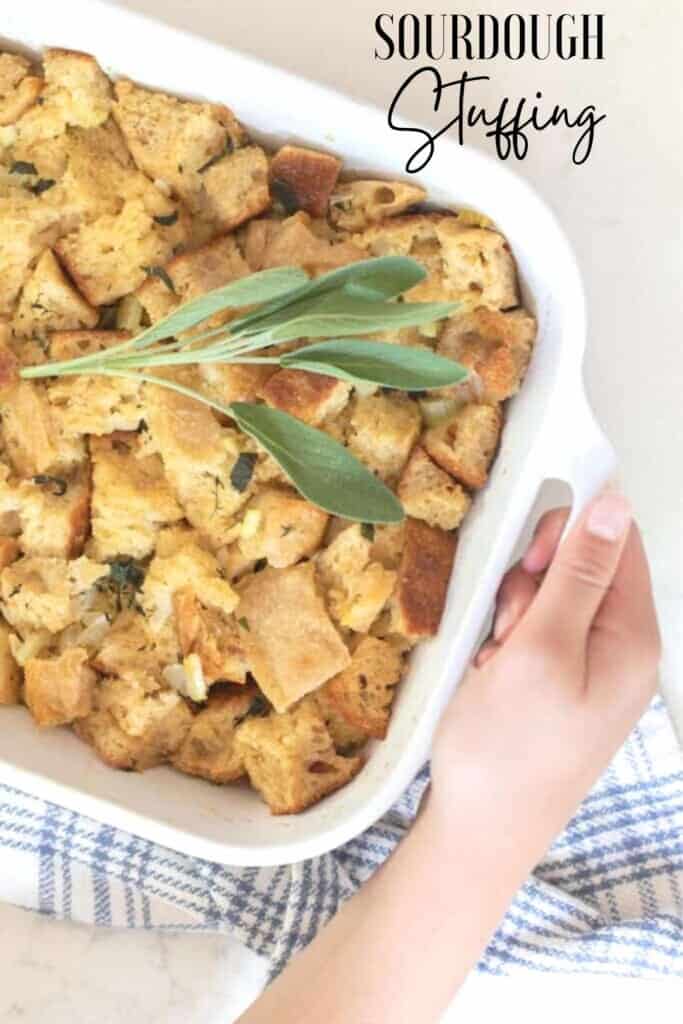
[[586, 492, 631, 541]]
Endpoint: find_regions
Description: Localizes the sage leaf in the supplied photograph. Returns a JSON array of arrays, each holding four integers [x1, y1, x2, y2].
[[131, 267, 309, 350], [281, 339, 468, 390], [229, 256, 427, 335], [229, 402, 404, 524], [230, 452, 257, 493], [262, 291, 457, 344]]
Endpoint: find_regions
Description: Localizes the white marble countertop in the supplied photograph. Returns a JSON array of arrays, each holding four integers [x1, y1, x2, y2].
[[0, 1, 681, 1020]]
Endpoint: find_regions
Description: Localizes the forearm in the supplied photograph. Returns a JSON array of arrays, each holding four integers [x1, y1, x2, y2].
[[238, 793, 546, 1024]]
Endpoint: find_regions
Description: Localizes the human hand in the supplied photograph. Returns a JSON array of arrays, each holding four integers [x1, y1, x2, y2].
[[430, 489, 661, 853]]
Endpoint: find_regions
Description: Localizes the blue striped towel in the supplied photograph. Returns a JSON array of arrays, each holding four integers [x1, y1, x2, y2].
[[1, 696, 682, 979]]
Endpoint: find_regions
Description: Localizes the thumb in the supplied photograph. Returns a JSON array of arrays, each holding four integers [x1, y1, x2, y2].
[[521, 489, 632, 646]]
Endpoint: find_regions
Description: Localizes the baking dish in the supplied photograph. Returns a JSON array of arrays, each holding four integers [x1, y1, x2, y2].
[[0, 0, 615, 866]]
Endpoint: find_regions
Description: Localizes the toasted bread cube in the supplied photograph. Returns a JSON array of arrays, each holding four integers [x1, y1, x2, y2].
[[237, 562, 350, 712], [173, 588, 248, 685], [307, 689, 368, 753], [89, 433, 183, 560], [12, 249, 98, 337], [370, 522, 405, 570], [198, 361, 275, 407], [0, 537, 20, 570], [329, 179, 426, 232], [438, 307, 536, 403], [0, 554, 105, 634], [0, 620, 20, 705], [324, 636, 403, 740], [141, 534, 239, 633], [17, 465, 91, 558], [261, 369, 351, 426], [113, 78, 245, 211], [270, 145, 341, 218], [144, 385, 254, 547], [398, 447, 471, 531], [14, 49, 111, 144], [238, 487, 328, 568], [76, 675, 193, 770], [0, 192, 63, 315], [135, 233, 249, 324], [236, 702, 362, 814], [347, 393, 421, 481], [73, 710, 149, 770], [24, 646, 95, 727], [358, 214, 518, 309], [260, 212, 363, 275], [172, 685, 258, 783], [317, 523, 396, 633], [92, 610, 177, 683], [391, 519, 456, 640], [201, 145, 270, 231], [423, 402, 502, 490], [55, 199, 178, 306], [435, 219, 518, 310], [1, 381, 84, 476], [0, 52, 43, 126]]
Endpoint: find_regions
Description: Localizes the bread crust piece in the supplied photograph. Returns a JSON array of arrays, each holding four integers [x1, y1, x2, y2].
[[329, 179, 426, 232], [237, 562, 351, 712], [13, 49, 111, 145], [173, 587, 248, 685], [260, 369, 351, 426], [347, 392, 421, 482], [391, 518, 457, 640], [235, 701, 362, 814], [324, 635, 403, 740], [397, 446, 471, 531], [1, 380, 85, 477], [437, 307, 536, 403], [317, 523, 396, 633], [0, 619, 20, 705], [0, 52, 43, 127], [423, 402, 502, 490], [255, 212, 364, 275], [24, 646, 95, 727], [270, 145, 342, 218], [172, 685, 258, 783]]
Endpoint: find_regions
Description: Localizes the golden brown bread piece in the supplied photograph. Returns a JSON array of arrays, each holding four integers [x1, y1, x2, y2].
[[89, 432, 183, 561], [92, 610, 178, 683], [0, 538, 20, 571], [329, 179, 426, 231], [347, 392, 421, 482], [238, 487, 329, 569], [254, 212, 363, 275], [16, 464, 91, 559], [423, 402, 502, 490], [260, 369, 351, 426], [391, 518, 457, 640], [270, 144, 342, 218], [437, 307, 536, 403], [172, 685, 259, 783], [317, 523, 396, 633], [12, 49, 111, 144], [235, 701, 362, 814], [236, 562, 351, 712], [0, 619, 21, 705], [24, 646, 95, 727], [324, 635, 403, 741], [0, 52, 43, 126], [201, 145, 271, 231], [173, 587, 248, 685], [0, 554, 105, 635], [75, 674, 193, 770], [1, 381, 84, 476], [12, 249, 98, 337], [397, 446, 471, 531]]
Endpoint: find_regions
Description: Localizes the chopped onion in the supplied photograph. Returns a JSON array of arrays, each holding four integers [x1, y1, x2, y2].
[[162, 655, 208, 703]]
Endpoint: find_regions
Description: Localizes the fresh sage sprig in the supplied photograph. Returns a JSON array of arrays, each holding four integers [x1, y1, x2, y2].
[[20, 257, 466, 523]]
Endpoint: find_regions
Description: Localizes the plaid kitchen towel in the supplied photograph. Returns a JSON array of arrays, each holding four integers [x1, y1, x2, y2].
[[1, 695, 682, 979]]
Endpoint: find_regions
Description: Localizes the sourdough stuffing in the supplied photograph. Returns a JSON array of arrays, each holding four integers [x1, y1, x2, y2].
[[0, 46, 536, 814]]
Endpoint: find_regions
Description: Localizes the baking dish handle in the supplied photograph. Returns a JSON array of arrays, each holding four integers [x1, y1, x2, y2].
[[544, 389, 617, 532]]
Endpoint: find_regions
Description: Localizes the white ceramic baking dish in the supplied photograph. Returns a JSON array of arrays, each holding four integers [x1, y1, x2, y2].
[[0, 0, 616, 866]]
